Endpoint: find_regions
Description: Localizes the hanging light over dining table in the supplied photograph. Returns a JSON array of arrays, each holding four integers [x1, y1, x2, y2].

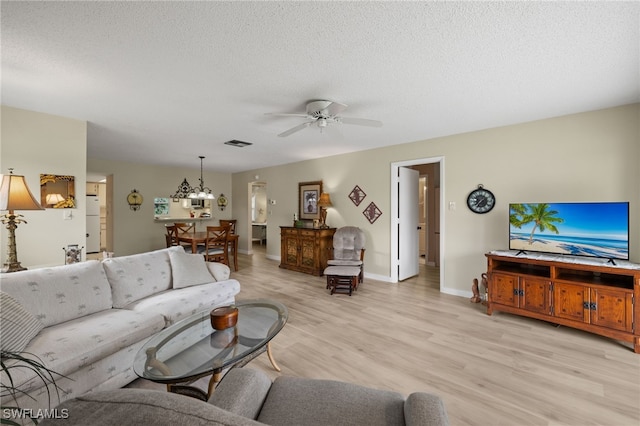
[[171, 156, 216, 200]]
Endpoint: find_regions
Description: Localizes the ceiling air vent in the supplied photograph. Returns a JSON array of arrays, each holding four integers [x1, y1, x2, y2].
[[224, 140, 253, 148]]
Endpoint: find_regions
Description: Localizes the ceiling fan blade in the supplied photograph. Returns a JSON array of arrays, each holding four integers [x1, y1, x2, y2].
[[325, 101, 348, 117], [265, 112, 309, 118], [339, 117, 383, 127], [278, 121, 314, 137]]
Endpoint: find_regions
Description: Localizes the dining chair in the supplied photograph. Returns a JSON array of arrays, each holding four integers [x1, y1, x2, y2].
[[203, 225, 230, 265], [174, 222, 196, 234], [219, 220, 237, 234], [219, 220, 238, 271], [174, 222, 201, 251], [165, 224, 179, 248]]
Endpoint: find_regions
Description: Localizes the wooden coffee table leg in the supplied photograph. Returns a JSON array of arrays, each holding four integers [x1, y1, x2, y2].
[[266, 342, 281, 372], [207, 369, 222, 398]]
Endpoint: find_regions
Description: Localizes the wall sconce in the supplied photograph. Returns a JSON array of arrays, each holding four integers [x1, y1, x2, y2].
[[217, 194, 228, 211], [0, 169, 44, 272], [127, 189, 143, 211], [317, 192, 333, 229]]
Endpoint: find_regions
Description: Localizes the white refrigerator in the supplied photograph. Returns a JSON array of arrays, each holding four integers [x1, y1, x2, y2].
[[86, 195, 101, 253]]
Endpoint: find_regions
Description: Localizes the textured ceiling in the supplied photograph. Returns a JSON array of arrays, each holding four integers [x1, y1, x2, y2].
[[2, 1, 638, 173]]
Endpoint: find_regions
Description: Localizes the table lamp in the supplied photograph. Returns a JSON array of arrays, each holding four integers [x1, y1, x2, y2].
[[317, 192, 333, 229], [0, 169, 44, 272], [45, 193, 65, 207]]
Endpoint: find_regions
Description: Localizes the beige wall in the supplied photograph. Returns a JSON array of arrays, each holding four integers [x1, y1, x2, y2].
[[232, 104, 640, 295], [87, 158, 233, 256], [1, 106, 87, 268], [3, 104, 638, 296]]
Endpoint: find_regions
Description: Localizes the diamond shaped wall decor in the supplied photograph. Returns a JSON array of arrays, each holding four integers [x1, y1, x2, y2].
[[349, 185, 367, 206], [363, 201, 382, 224]]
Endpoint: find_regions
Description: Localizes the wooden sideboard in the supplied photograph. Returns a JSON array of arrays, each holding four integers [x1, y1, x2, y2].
[[486, 252, 640, 353], [280, 227, 336, 276]]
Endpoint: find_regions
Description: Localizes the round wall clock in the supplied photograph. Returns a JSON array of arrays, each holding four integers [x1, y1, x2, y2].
[[217, 194, 228, 211], [466, 185, 495, 214], [127, 189, 143, 211]]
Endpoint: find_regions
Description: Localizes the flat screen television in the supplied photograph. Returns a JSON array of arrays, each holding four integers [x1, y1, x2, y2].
[[509, 202, 629, 261]]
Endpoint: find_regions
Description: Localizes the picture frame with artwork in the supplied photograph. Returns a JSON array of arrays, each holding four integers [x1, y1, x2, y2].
[[298, 180, 323, 221]]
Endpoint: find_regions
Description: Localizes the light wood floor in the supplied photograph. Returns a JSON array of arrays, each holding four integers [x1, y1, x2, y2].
[[131, 245, 640, 425]]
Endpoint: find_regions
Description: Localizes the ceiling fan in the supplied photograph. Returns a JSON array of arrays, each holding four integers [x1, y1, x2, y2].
[[265, 100, 383, 137]]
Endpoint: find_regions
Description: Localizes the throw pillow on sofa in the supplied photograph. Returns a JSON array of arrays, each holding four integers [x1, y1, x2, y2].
[[103, 247, 176, 308], [0, 291, 44, 352], [169, 250, 215, 289]]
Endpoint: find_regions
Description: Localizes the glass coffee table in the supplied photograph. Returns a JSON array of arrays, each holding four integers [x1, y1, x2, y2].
[[133, 299, 288, 400]]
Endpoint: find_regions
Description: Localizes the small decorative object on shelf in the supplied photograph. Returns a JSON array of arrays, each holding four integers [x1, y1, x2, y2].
[[127, 189, 143, 211], [63, 244, 83, 264], [210, 306, 238, 330], [349, 185, 366, 206]]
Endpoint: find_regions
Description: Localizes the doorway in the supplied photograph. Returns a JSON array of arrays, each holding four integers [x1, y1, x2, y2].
[[391, 157, 444, 288], [249, 182, 268, 256], [86, 173, 114, 259]]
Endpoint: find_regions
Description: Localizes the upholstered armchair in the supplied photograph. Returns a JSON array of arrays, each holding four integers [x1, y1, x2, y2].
[[327, 226, 366, 282]]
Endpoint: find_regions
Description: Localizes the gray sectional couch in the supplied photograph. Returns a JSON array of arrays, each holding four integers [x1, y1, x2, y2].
[[0, 246, 240, 418], [41, 368, 450, 425]]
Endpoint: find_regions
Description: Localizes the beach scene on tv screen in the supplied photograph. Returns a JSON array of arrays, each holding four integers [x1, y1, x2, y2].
[[509, 202, 629, 260]]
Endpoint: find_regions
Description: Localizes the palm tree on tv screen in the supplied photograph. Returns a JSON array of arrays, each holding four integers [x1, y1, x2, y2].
[[512, 203, 564, 244]]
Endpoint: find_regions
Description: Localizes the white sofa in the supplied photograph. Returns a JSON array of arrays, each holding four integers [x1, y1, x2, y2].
[[0, 246, 240, 417]]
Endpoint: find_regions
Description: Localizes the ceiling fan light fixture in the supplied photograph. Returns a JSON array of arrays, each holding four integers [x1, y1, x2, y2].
[[266, 100, 382, 137]]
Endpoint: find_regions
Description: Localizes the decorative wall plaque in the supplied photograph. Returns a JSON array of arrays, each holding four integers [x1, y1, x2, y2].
[[349, 185, 366, 206], [363, 202, 382, 224]]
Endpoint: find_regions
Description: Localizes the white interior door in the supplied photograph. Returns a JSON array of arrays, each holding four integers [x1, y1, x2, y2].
[[399, 167, 419, 280]]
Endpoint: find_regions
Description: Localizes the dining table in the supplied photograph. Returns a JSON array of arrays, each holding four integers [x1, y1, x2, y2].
[[176, 231, 239, 271]]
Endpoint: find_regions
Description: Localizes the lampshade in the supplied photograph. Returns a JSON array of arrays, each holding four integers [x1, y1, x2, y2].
[[45, 193, 65, 206], [0, 172, 44, 211], [318, 192, 333, 208]]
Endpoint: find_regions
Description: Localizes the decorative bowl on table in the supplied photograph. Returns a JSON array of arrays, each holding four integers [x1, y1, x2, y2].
[[210, 306, 238, 330]]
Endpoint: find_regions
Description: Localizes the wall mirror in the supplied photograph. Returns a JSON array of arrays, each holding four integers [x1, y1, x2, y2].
[[40, 174, 76, 208]]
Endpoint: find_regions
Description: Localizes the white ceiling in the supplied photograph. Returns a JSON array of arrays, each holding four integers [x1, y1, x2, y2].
[[2, 1, 638, 173]]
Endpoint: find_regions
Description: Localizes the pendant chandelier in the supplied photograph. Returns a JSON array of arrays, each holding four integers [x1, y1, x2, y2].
[[171, 156, 215, 200]]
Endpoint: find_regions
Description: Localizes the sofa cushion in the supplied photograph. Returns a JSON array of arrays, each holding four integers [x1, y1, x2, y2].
[[4, 309, 165, 391], [103, 247, 180, 308], [123, 279, 241, 325], [0, 291, 44, 352], [169, 250, 215, 288], [39, 389, 264, 426], [1, 260, 113, 327], [207, 261, 231, 282], [257, 376, 406, 426]]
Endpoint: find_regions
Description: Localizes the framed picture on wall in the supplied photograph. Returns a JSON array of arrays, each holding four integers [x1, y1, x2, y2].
[[298, 180, 323, 221]]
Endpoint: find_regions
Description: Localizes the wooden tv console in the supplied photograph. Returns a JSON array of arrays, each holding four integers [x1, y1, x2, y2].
[[485, 251, 640, 353]]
